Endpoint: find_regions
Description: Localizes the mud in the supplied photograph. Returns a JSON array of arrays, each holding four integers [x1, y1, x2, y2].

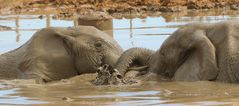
[[1, 0, 239, 19], [92, 64, 140, 86], [1, 75, 239, 105], [92, 64, 171, 86]]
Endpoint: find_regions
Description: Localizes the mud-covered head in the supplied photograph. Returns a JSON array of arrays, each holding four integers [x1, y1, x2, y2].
[[54, 26, 123, 74], [92, 64, 140, 86]]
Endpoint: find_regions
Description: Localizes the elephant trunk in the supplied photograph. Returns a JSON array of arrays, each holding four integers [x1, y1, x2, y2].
[[113, 47, 155, 76], [103, 52, 121, 67]]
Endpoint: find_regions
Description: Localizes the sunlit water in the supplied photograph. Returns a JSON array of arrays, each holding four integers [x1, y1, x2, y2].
[[1, 9, 239, 105]]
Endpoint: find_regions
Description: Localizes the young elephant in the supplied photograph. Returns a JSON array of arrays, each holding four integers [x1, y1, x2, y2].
[[0, 26, 123, 82], [113, 21, 239, 83]]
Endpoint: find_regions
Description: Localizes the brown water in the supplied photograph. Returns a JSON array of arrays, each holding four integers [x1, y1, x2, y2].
[[1, 9, 239, 105]]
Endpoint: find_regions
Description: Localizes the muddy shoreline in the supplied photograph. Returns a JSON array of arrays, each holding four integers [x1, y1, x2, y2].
[[1, 0, 239, 19]]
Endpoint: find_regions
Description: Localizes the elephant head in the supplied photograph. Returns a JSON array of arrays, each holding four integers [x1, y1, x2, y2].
[[54, 26, 123, 74], [149, 26, 219, 81]]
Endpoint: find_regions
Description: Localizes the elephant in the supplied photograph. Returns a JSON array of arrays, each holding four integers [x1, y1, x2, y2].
[[94, 20, 239, 85], [0, 26, 123, 82]]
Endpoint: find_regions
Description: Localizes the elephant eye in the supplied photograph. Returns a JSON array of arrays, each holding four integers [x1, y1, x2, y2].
[[94, 41, 104, 52], [95, 42, 102, 48]]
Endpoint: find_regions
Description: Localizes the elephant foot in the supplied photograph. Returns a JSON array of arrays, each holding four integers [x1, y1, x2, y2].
[[92, 64, 140, 86]]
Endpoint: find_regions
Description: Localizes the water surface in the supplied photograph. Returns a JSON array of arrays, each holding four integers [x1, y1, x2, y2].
[[1, 9, 239, 105]]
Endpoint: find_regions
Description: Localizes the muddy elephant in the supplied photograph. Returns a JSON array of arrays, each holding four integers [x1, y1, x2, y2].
[[109, 21, 239, 84], [0, 26, 123, 82]]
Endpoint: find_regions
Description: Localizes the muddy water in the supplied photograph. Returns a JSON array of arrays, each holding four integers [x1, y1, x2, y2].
[[1, 9, 239, 105]]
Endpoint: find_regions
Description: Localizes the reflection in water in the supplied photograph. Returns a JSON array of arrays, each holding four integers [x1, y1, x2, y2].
[[129, 19, 134, 46], [0, 84, 47, 105], [46, 14, 51, 28], [1, 9, 239, 105], [78, 18, 113, 37], [1, 9, 239, 51], [160, 9, 239, 22], [15, 16, 20, 42]]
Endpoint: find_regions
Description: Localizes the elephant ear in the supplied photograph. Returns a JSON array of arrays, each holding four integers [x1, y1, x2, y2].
[[52, 27, 79, 55], [173, 30, 219, 81], [53, 27, 76, 43], [17, 27, 78, 80]]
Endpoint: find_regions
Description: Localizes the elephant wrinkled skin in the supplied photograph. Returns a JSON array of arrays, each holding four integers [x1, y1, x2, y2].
[[109, 21, 239, 84], [0, 26, 123, 82]]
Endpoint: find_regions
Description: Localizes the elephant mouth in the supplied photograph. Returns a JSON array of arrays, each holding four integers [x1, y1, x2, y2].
[[93, 55, 105, 71], [93, 53, 117, 73], [99, 55, 104, 66], [95, 55, 112, 71]]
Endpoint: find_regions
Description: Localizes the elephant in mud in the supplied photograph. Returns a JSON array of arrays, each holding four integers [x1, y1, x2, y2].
[[93, 21, 239, 85], [0, 26, 123, 82]]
